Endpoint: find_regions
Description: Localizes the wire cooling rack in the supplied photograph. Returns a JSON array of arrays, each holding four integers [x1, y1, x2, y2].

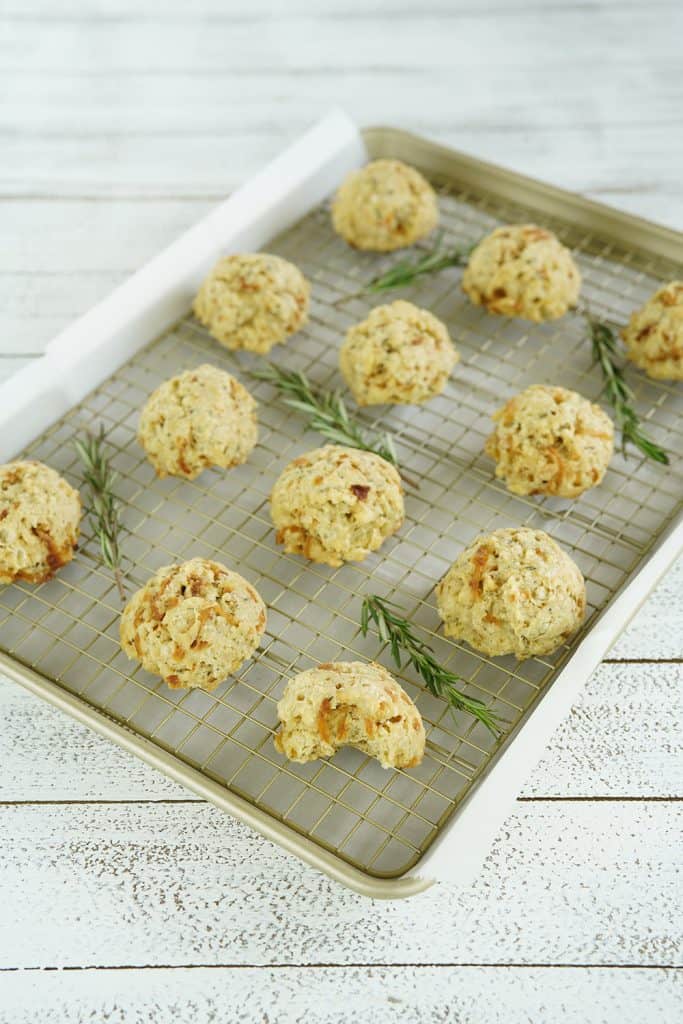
[[1, 171, 681, 880]]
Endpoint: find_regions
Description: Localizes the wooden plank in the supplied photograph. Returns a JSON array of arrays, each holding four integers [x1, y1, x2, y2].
[[521, 661, 682, 796], [609, 555, 682, 661], [2, 135, 681, 221], [1, 662, 680, 803], [0, 201, 213, 272], [5, 0, 680, 17], [0, 271, 128, 358], [2, 8, 681, 71], [1, 965, 680, 1024], [7, 74, 682, 135], [0, 801, 678, 968], [0, 318, 86, 357], [0, 8, 681, 219], [0, 202, 210, 356]]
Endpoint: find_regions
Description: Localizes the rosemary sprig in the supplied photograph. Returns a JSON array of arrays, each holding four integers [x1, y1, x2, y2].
[[365, 238, 475, 295], [252, 364, 417, 487], [74, 426, 127, 601], [360, 595, 503, 737], [586, 316, 669, 464]]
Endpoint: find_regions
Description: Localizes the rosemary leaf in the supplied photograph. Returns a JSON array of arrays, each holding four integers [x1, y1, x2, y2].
[[360, 595, 504, 736], [74, 425, 127, 601], [586, 317, 669, 465], [252, 364, 417, 487], [363, 234, 476, 296]]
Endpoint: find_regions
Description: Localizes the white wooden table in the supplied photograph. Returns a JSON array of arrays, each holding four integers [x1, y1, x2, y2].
[[1, 2, 681, 1021]]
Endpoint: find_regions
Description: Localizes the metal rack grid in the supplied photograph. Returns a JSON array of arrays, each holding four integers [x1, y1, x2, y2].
[[1, 172, 681, 880]]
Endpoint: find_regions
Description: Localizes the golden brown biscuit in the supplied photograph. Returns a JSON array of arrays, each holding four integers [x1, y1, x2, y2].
[[436, 527, 585, 659], [138, 364, 258, 480], [0, 461, 81, 585], [332, 159, 438, 251], [485, 385, 614, 498], [193, 253, 309, 354], [274, 660, 425, 769], [120, 558, 266, 690], [270, 445, 404, 567], [462, 224, 580, 322], [340, 300, 458, 405], [621, 281, 683, 380]]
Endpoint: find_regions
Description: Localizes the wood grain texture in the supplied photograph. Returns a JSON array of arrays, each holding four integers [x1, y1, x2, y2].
[[1, 966, 680, 1024], [1, 0, 683, 223], [1, 0, 681, 1018], [1, 1, 683, 219], [608, 556, 683, 661], [525, 664, 682, 796], [1, 801, 680, 969], [0, 200, 213, 272]]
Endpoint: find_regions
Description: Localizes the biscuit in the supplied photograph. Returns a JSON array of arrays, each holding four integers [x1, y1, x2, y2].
[[462, 224, 580, 322], [274, 660, 425, 769], [120, 557, 266, 690], [270, 445, 404, 566], [436, 527, 585, 658], [340, 300, 458, 405], [621, 281, 683, 380], [193, 253, 309, 354], [0, 460, 81, 585], [138, 364, 258, 480], [332, 159, 438, 252], [485, 385, 614, 498]]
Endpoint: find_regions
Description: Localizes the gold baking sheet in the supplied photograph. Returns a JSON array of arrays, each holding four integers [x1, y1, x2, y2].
[[1, 130, 681, 888]]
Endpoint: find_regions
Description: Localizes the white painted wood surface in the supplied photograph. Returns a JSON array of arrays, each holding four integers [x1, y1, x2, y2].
[[3, 967, 678, 1024], [2, 799, 681, 967], [0, 1, 681, 1020]]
